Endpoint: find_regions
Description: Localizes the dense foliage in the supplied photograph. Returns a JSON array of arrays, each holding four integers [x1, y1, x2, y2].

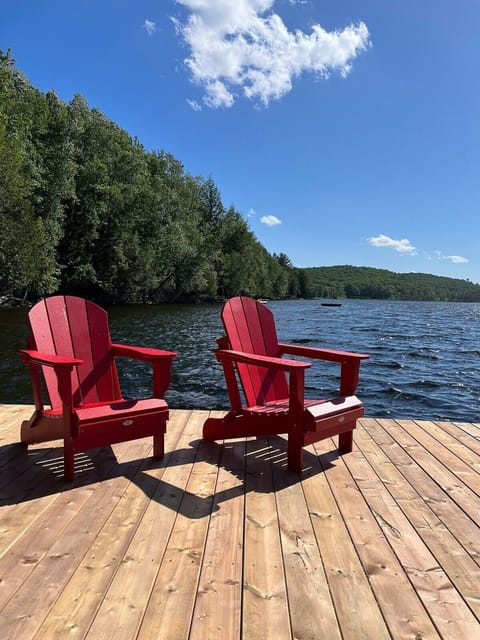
[[2, 51, 478, 306], [307, 265, 480, 302], [0, 50, 312, 305]]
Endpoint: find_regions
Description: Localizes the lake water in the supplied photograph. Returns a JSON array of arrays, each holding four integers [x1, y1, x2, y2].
[[2, 299, 480, 422]]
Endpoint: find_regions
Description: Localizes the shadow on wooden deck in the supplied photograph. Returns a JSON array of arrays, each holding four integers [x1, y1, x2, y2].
[[1, 405, 479, 639], [1, 434, 338, 517]]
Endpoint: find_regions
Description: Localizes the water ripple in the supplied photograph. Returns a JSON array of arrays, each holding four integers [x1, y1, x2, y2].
[[2, 299, 480, 422]]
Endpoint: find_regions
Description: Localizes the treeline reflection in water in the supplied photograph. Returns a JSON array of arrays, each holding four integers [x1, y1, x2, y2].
[[1, 299, 479, 423]]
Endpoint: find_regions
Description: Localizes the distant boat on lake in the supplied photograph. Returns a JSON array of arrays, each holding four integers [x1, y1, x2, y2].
[[321, 302, 342, 307]]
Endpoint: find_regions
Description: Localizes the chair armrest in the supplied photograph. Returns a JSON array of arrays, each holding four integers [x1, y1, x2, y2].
[[215, 348, 308, 418], [215, 349, 311, 372], [18, 349, 81, 418], [112, 343, 177, 362], [111, 344, 177, 399], [279, 343, 369, 396], [18, 349, 83, 369], [279, 343, 369, 363]]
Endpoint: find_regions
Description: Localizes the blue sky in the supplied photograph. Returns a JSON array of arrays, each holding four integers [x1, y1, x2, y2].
[[2, 1, 480, 282]]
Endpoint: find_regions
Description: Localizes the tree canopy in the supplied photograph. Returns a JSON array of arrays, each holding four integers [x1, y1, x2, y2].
[[306, 265, 480, 302], [0, 50, 305, 305], [1, 50, 478, 306]]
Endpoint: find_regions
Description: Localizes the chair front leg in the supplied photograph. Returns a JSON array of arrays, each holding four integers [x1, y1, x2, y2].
[[221, 359, 244, 411], [287, 369, 306, 472], [287, 432, 304, 472], [55, 363, 77, 479]]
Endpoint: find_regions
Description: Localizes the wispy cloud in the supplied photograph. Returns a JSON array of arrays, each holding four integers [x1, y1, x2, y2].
[[144, 19, 157, 36], [248, 208, 256, 218], [174, 0, 370, 108], [260, 215, 282, 226], [369, 235, 470, 265], [187, 98, 202, 111], [368, 234, 417, 255], [433, 251, 469, 264]]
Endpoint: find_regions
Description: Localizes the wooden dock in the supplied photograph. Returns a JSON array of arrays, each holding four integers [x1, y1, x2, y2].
[[0, 405, 479, 639]]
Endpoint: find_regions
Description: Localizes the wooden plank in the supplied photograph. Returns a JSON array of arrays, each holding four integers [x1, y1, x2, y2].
[[452, 421, 480, 439], [0, 438, 62, 491], [0, 440, 30, 471], [313, 435, 441, 639], [349, 423, 480, 635], [398, 420, 480, 496], [1, 407, 480, 640], [0, 444, 120, 560], [435, 421, 480, 456], [137, 424, 224, 640], [32, 410, 193, 638], [0, 484, 97, 611], [355, 420, 480, 621], [189, 437, 246, 640], [368, 419, 480, 565], [84, 411, 210, 639], [0, 405, 34, 436], [300, 444, 390, 639], [0, 440, 154, 638], [271, 437, 342, 640], [242, 437, 291, 640]]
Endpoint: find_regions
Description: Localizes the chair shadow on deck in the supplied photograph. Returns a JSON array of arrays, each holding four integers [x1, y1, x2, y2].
[[0, 436, 338, 518]]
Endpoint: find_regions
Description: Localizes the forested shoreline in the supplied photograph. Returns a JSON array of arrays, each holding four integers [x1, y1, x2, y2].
[[0, 49, 309, 306], [2, 49, 479, 307], [307, 266, 480, 302]]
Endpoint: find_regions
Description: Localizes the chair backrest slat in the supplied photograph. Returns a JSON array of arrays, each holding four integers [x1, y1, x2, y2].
[[84, 298, 120, 403], [66, 296, 98, 405], [222, 297, 289, 406], [28, 299, 64, 410], [28, 296, 121, 410]]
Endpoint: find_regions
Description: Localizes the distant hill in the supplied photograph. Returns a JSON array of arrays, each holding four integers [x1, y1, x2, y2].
[[304, 265, 480, 302]]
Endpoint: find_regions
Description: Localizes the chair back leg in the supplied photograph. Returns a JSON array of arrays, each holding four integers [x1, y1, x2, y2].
[[338, 430, 354, 452], [153, 433, 164, 458], [64, 442, 75, 481]]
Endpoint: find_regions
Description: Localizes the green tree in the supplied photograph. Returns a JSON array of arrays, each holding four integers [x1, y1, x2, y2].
[[0, 49, 59, 299], [0, 51, 325, 305]]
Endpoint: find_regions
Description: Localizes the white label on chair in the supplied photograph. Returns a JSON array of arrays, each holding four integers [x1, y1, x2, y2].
[[123, 419, 134, 426], [307, 396, 362, 419]]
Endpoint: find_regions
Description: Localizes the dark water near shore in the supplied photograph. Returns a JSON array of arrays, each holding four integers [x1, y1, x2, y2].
[[1, 299, 480, 422]]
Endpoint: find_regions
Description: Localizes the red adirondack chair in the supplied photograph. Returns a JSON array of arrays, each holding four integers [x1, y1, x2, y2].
[[18, 296, 177, 480], [203, 297, 370, 471]]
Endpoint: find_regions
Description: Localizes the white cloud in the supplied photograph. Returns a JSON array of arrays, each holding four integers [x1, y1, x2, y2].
[[187, 98, 202, 111], [448, 255, 469, 264], [144, 19, 157, 35], [260, 214, 282, 226], [174, 0, 370, 108], [368, 234, 417, 255], [369, 236, 470, 265], [434, 251, 469, 264], [248, 208, 256, 217], [204, 80, 235, 108]]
